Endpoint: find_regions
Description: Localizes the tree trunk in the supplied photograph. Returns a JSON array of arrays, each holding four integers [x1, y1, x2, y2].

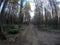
[[0, 0, 9, 40], [19, 0, 24, 23], [49, 0, 58, 25]]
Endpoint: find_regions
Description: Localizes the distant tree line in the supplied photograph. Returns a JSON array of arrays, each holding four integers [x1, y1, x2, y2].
[[33, 0, 60, 29]]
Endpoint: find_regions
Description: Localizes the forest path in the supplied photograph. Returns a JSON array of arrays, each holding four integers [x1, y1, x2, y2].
[[16, 24, 60, 45], [0, 24, 60, 45]]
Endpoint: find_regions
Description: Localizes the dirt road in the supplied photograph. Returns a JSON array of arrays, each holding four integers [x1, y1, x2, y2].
[[0, 24, 60, 45], [18, 24, 60, 45]]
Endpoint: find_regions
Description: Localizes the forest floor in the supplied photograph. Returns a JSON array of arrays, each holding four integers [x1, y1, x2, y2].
[[0, 24, 60, 45]]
